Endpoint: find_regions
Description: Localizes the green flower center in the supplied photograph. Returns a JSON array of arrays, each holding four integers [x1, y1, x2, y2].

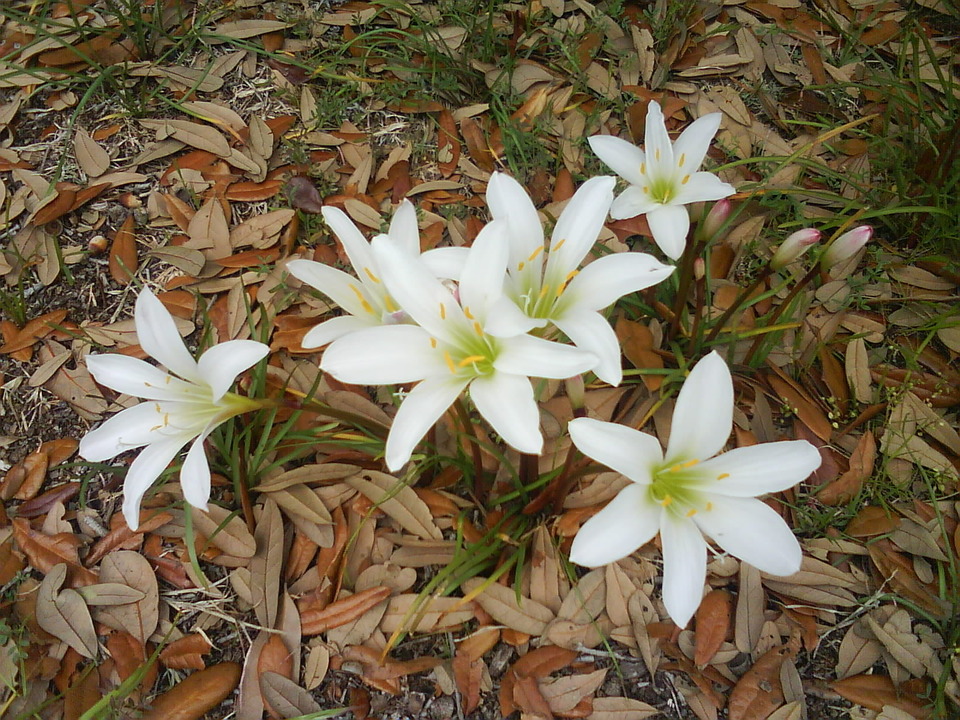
[[442, 323, 499, 378], [649, 458, 711, 518]]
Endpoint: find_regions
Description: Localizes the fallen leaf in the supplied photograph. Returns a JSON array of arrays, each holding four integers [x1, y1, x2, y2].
[[140, 662, 242, 720], [108, 215, 138, 285], [36, 564, 97, 658]]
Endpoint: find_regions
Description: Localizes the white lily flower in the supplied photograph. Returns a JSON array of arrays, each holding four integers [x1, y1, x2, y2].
[[568, 351, 821, 628], [78, 289, 269, 530], [321, 223, 598, 471], [588, 100, 736, 260], [484, 173, 674, 386], [287, 201, 467, 348]]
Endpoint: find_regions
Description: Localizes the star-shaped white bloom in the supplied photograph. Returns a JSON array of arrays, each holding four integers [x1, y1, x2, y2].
[[588, 100, 736, 260], [484, 172, 674, 386], [287, 201, 467, 348], [78, 289, 269, 529], [568, 351, 821, 628], [320, 223, 598, 471]]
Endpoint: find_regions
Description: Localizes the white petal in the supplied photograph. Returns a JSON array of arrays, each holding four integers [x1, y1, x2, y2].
[[135, 289, 200, 382], [552, 309, 622, 386], [286, 259, 376, 319], [587, 135, 646, 186], [79, 402, 168, 461], [321, 206, 377, 278], [563, 252, 675, 312], [457, 221, 509, 319], [387, 200, 420, 255], [694, 496, 802, 576], [568, 483, 660, 567], [372, 235, 467, 340], [85, 354, 196, 401], [180, 431, 213, 510], [484, 296, 546, 337], [698, 440, 822, 497], [660, 513, 707, 628], [486, 172, 544, 271], [321, 325, 444, 384], [643, 101, 675, 177], [665, 351, 733, 463], [673, 171, 736, 205], [385, 376, 468, 470], [609, 186, 659, 220], [302, 315, 375, 348], [544, 176, 614, 277], [422, 246, 469, 280], [493, 334, 596, 379], [646, 205, 690, 260], [672, 113, 722, 174], [197, 340, 269, 402], [568, 417, 662, 485], [121, 437, 188, 530], [470, 372, 541, 454]]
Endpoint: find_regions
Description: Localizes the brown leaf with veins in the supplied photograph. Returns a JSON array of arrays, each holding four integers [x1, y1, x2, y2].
[[109, 215, 138, 285], [694, 589, 733, 667], [727, 637, 799, 720], [140, 662, 242, 720]]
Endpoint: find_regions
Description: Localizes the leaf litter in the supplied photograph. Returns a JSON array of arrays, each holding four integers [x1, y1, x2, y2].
[[1, 0, 959, 718]]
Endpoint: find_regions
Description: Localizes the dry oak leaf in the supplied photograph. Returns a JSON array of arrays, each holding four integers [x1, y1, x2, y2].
[[345, 471, 443, 540], [259, 672, 323, 719], [726, 638, 799, 720], [159, 633, 213, 671], [587, 696, 660, 719], [461, 578, 555, 635], [190, 504, 256, 558], [36, 563, 97, 659], [452, 650, 484, 714], [108, 214, 138, 286], [140, 662, 242, 720], [93, 550, 159, 644], [540, 667, 608, 714], [694, 589, 733, 667], [830, 674, 930, 718], [299, 586, 391, 635]]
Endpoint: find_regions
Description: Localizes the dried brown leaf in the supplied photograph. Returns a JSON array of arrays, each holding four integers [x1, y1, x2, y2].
[[345, 471, 443, 540], [36, 564, 97, 658], [462, 578, 555, 635], [141, 662, 242, 720], [259, 672, 323, 718], [587, 696, 660, 719], [93, 550, 159, 644], [250, 500, 284, 628], [108, 214, 138, 285], [694, 589, 733, 666]]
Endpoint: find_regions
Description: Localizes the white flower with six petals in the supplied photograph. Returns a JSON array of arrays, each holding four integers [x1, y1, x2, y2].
[[568, 351, 821, 627], [320, 223, 598, 471], [588, 100, 736, 260], [79, 289, 269, 529], [484, 173, 675, 386]]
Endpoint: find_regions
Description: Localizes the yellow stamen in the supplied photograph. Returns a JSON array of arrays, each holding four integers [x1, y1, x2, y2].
[[553, 238, 566, 252], [364, 267, 381, 283], [655, 148, 661, 161], [686, 509, 697, 517], [443, 351, 456, 374], [539, 284, 550, 299], [640, 162, 646, 175], [528, 245, 544, 262], [464, 306, 474, 319], [678, 153, 686, 166], [439, 303, 446, 320], [458, 354, 485, 367], [716, 473, 730, 480], [473, 321, 483, 336], [556, 269, 579, 296], [351, 284, 374, 314], [429, 337, 437, 348], [642, 186, 649, 194], [706, 502, 713, 511], [660, 495, 673, 507], [518, 261, 526, 271], [681, 174, 690, 185], [384, 296, 398, 313], [668, 459, 700, 473]]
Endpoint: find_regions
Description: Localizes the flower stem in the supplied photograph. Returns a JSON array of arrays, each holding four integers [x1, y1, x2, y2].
[[742, 263, 822, 366], [235, 456, 256, 534], [669, 237, 703, 340], [453, 397, 485, 499], [705, 269, 771, 344]]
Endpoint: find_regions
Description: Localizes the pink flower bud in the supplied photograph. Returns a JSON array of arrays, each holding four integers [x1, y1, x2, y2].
[[693, 257, 706, 280], [770, 228, 820, 270], [700, 198, 731, 240], [820, 225, 873, 269]]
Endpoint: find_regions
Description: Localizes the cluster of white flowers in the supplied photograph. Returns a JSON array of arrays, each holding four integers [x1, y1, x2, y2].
[[80, 100, 844, 627]]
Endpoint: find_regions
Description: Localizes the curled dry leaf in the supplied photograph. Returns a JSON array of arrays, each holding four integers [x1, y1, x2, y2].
[[140, 662, 242, 720], [830, 674, 931, 718], [462, 578, 555, 636], [190, 504, 256, 558], [300, 586, 391, 635], [345, 471, 443, 540], [160, 633, 213, 671], [36, 563, 97, 659]]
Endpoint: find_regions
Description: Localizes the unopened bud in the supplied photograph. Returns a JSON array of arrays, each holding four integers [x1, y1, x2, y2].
[[820, 225, 873, 270], [700, 198, 731, 240], [770, 228, 820, 270], [693, 257, 706, 280]]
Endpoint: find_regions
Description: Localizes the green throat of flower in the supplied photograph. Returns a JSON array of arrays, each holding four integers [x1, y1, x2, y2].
[[649, 458, 715, 518], [438, 329, 499, 378]]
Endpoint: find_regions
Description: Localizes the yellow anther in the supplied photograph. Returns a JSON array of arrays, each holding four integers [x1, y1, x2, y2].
[[660, 495, 673, 507], [364, 267, 381, 283], [642, 186, 650, 194], [681, 174, 691, 185], [458, 354, 485, 367], [640, 162, 646, 175], [655, 148, 661, 161], [464, 306, 475, 319], [527, 246, 544, 262], [443, 351, 456, 374], [678, 153, 686, 166], [350, 285, 375, 314], [473, 321, 484, 336], [518, 261, 526, 271], [706, 502, 713, 511], [384, 296, 398, 313], [539, 284, 550, 299], [686, 509, 697, 517], [164, 376, 171, 384], [716, 473, 730, 480], [429, 337, 438, 348], [439, 303, 446, 320], [669, 459, 700, 472], [553, 238, 566, 252], [556, 269, 579, 296]]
